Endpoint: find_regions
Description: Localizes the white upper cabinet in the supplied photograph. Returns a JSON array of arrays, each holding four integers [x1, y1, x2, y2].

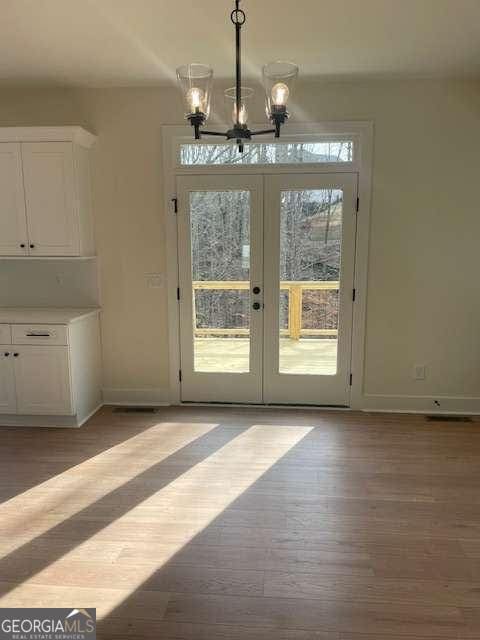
[[0, 143, 28, 256], [22, 142, 78, 256], [0, 128, 96, 257]]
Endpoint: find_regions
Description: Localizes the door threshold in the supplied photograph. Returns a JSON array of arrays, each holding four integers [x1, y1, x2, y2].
[[180, 401, 351, 410]]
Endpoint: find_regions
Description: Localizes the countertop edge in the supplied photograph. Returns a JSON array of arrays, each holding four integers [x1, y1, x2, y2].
[[0, 307, 101, 325]]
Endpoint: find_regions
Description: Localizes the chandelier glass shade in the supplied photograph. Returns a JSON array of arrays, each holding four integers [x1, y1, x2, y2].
[[263, 61, 298, 122], [176, 0, 298, 152], [176, 64, 213, 123], [224, 86, 253, 126]]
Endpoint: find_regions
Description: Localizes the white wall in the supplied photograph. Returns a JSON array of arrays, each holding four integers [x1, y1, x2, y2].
[[1, 259, 99, 307], [0, 79, 479, 410]]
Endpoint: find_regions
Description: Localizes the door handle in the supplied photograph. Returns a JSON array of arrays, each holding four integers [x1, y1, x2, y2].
[[252, 302, 261, 310]]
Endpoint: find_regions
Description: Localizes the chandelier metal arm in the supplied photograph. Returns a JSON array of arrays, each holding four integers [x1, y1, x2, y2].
[[201, 130, 230, 137], [250, 128, 276, 136]]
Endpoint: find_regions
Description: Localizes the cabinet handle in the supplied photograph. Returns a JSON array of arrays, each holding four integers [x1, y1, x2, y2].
[[26, 332, 51, 337], [252, 302, 261, 310], [20, 243, 25, 248], [4, 352, 9, 357], [29, 244, 35, 249], [13, 353, 19, 357]]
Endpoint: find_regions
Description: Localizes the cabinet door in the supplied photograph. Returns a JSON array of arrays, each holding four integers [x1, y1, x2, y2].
[[21, 142, 79, 256], [0, 143, 28, 256], [14, 346, 73, 415], [0, 348, 17, 413]]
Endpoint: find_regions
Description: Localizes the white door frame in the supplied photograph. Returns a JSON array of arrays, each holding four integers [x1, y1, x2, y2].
[[162, 122, 374, 408]]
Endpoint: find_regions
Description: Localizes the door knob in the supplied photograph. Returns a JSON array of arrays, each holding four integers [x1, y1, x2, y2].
[[252, 286, 261, 294], [252, 302, 261, 310]]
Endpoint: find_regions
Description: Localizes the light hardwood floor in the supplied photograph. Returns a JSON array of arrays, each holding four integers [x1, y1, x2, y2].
[[0, 406, 479, 639]]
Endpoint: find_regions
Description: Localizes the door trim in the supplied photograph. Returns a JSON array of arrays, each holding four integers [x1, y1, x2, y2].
[[162, 122, 374, 408]]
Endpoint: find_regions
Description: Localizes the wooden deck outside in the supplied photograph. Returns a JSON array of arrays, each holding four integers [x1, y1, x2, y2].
[[194, 337, 338, 375]]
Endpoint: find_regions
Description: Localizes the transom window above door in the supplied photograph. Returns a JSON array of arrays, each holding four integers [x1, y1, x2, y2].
[[178, 139, 356, 166]]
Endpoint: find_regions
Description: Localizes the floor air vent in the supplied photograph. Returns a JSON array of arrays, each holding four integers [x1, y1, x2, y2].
[[426, 415, 472, 423], [113, 407, 159, 413]]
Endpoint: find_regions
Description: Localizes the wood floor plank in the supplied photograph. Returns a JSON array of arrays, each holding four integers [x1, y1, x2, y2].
[[264, 572, 480, 607], [98, 618, 339, 640], [163, 592, 466, 636], [0, 581, 170, 621]]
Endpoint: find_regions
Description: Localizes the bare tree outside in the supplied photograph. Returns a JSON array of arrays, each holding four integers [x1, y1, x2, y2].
[[181, 141, 353, 166]]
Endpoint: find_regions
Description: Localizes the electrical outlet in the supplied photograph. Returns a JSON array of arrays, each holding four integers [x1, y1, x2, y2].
[[413, 364, 426, 380]]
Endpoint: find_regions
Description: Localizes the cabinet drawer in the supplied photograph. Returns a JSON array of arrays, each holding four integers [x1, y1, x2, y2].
[[0, 325, 11, 344], [12, 324, 68, 346]]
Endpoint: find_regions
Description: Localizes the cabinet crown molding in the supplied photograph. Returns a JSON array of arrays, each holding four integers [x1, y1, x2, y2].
[[0, 127, 96, 148]]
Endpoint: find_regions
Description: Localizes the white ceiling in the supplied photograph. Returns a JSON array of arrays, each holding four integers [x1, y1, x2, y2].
[[0, 0, 479, 87]]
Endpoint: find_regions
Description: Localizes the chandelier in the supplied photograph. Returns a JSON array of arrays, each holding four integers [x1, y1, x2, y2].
[[176, 0, 298, 153]]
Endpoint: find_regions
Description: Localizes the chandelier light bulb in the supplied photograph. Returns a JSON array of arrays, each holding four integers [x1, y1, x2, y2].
[[186, 87, 205, 112], [233, 103, 248, 125], [271, 82, 290, 106]]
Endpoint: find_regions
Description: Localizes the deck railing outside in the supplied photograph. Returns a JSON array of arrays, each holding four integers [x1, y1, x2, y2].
[[192, 281, 339, 340]]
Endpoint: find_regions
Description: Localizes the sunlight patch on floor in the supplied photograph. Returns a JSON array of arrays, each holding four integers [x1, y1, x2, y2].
[[0, 424, 313, 617], [0, 421, 220, 548]]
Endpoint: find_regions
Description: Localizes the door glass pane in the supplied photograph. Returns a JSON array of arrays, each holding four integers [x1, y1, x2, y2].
[[279, 189, 343, 375], [190, 190, 251, 373]]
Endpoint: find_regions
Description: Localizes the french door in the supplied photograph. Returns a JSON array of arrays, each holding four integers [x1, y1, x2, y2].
[[177, 172, 357, 405]]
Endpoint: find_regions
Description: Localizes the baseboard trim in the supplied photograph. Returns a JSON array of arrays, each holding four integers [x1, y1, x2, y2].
[[73, 387, 480, 416], [102, 387, 170, 406], [361, 393, 480, 415], [0, 414, 80, 428], [77, 403, 104, 427]]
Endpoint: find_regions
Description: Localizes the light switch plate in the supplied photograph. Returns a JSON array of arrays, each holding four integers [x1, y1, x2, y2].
[[146, 273, 164, 288]]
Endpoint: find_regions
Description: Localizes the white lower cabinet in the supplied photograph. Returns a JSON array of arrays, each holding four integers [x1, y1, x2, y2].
[[0, 349, 16, 413], [14, 346, 72, 415], [0, 311, 102, 427]]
